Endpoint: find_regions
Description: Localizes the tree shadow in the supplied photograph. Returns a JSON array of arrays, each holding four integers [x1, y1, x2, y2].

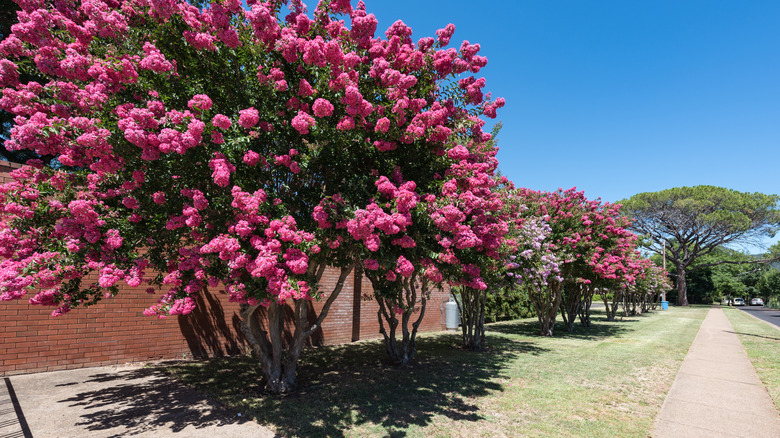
[[57, 367, 266, 437], [486, 315, 632, 340], [178, 289, 246, 358], [163, 331, 548, 437], [178, 289, 324, 360], [725, 331, 780, 341]]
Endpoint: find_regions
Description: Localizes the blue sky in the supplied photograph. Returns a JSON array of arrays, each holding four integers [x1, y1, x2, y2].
[[365, 0, 780, 251]]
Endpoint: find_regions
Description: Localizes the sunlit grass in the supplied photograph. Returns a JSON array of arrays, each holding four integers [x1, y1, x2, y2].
[[162, 305, 708, 437], [723, 306, 780, 411]]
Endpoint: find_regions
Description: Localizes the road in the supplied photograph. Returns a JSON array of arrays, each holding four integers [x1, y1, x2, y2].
[[736, 306, 780, 329]]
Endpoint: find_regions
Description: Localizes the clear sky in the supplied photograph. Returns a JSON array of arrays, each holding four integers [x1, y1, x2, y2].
[[365, 0, 780, 251]]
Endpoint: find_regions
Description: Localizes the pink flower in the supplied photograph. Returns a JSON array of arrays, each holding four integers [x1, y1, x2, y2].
[[395, 256, 414, 277], [312, 98, 334, 117], [139, 42, 174, 74], [374, 117, 390, 133], [152, 192, 166, 204], [209, 153, 235, 187], [122, 197, 140, 209], [211, 132, 224, 144], [447, 145, 470, 160], [188, 94, 213, 111], [298, 78, 315, 97], [337, 116, 355, 131], [0, 59, 20, 87], [291, 111, 315, 135], [364, 259, 380, 270], [373, 140, 396, 152], [238, 107, 259, 128], [436, 23, 456, 47], [212, 114, 232, 129], [243, 150, 260, 166], [104, 229, 124, 250]]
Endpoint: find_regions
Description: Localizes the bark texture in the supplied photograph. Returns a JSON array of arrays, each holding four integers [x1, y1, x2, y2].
[[237, 264, 353, 393], [529, 279, 562, 336], [374, 274, 428, 366], [456, 287, 487, 350]]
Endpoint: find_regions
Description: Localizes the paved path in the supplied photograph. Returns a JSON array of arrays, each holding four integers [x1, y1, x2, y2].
[[5, 364, 277, 438], [653, 306, 780, 437]]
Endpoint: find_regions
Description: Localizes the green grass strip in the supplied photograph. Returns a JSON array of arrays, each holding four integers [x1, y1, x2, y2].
[[722, 306, 780, 411]]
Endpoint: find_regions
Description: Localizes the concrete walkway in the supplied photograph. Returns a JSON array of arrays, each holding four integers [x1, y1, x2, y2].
[[3, 364, 277, 438], [653, 306, 780, 437]]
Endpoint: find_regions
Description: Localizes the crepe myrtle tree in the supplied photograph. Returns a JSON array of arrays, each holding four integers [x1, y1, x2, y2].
[[504, 200, 563, 337], [573, 201, 639, 328], [446, 171, 513, 352], [0, 0, 504, 392], [628, 260, 671, 313], [511, 188, 597, 336], [546, 192, 638, 332]]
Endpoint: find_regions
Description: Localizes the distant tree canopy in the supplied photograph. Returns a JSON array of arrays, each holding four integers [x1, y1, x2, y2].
[[660, 247, 765, 304], [620, 186, 780, 306]]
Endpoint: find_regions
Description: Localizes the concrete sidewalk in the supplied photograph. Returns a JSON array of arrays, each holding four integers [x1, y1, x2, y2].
[[653, 306, 780, 437], [2, 364, 276, 437]]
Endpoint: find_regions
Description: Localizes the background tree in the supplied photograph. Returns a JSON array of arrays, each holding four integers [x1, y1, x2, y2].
[[620, 186, 780, 306], [667, 246, 770, 304]]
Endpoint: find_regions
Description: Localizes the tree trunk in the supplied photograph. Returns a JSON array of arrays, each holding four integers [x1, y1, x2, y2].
[[676, 267, 689, 306], [530, 279, 562, 336], [375, 274, 428, 365], [602, 288, 621, 322], [237, 264, 353, 394], [456, 287, 488, 350], [238, 301, 295, 394], [560, 282, 582, 332], [578, 285, 594, 327], [651, 292, 660, 310]]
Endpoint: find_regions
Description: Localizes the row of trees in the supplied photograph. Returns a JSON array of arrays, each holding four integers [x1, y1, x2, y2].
[[493, 188, 671, 337], [0, 0, 510, 393], [3, 0, 769, 395]]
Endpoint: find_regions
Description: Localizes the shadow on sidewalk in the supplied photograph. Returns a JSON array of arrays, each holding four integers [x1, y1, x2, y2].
[[59, 367, 259, 436], [163, 332, 549, 437]]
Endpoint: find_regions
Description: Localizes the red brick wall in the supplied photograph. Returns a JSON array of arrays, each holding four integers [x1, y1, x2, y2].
[[0, 161, 449, 376]]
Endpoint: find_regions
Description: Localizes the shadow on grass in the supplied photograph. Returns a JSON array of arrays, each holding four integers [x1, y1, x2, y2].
[[162, 332, 547, 437], [487, 314, 633, 340], [726, 331, 780, 342], [57, 367, 261, 436]]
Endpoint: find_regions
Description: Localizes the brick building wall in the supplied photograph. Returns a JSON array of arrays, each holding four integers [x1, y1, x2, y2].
[[0, 161, 450, 376]]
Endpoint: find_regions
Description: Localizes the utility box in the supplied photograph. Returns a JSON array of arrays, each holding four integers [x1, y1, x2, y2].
[[445, 299, 460, 331]]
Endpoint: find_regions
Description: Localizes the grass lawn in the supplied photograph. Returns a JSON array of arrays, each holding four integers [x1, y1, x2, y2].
[[722, 306, 780, 411], [161, 305, 708, 437]]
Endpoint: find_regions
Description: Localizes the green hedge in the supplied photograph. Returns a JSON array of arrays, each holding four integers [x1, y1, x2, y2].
[[485, 288, 536, 323]]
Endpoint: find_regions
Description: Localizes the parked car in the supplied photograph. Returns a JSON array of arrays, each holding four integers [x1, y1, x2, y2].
[[751, 298, 764, 306], [732, 298, 746, 306]]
